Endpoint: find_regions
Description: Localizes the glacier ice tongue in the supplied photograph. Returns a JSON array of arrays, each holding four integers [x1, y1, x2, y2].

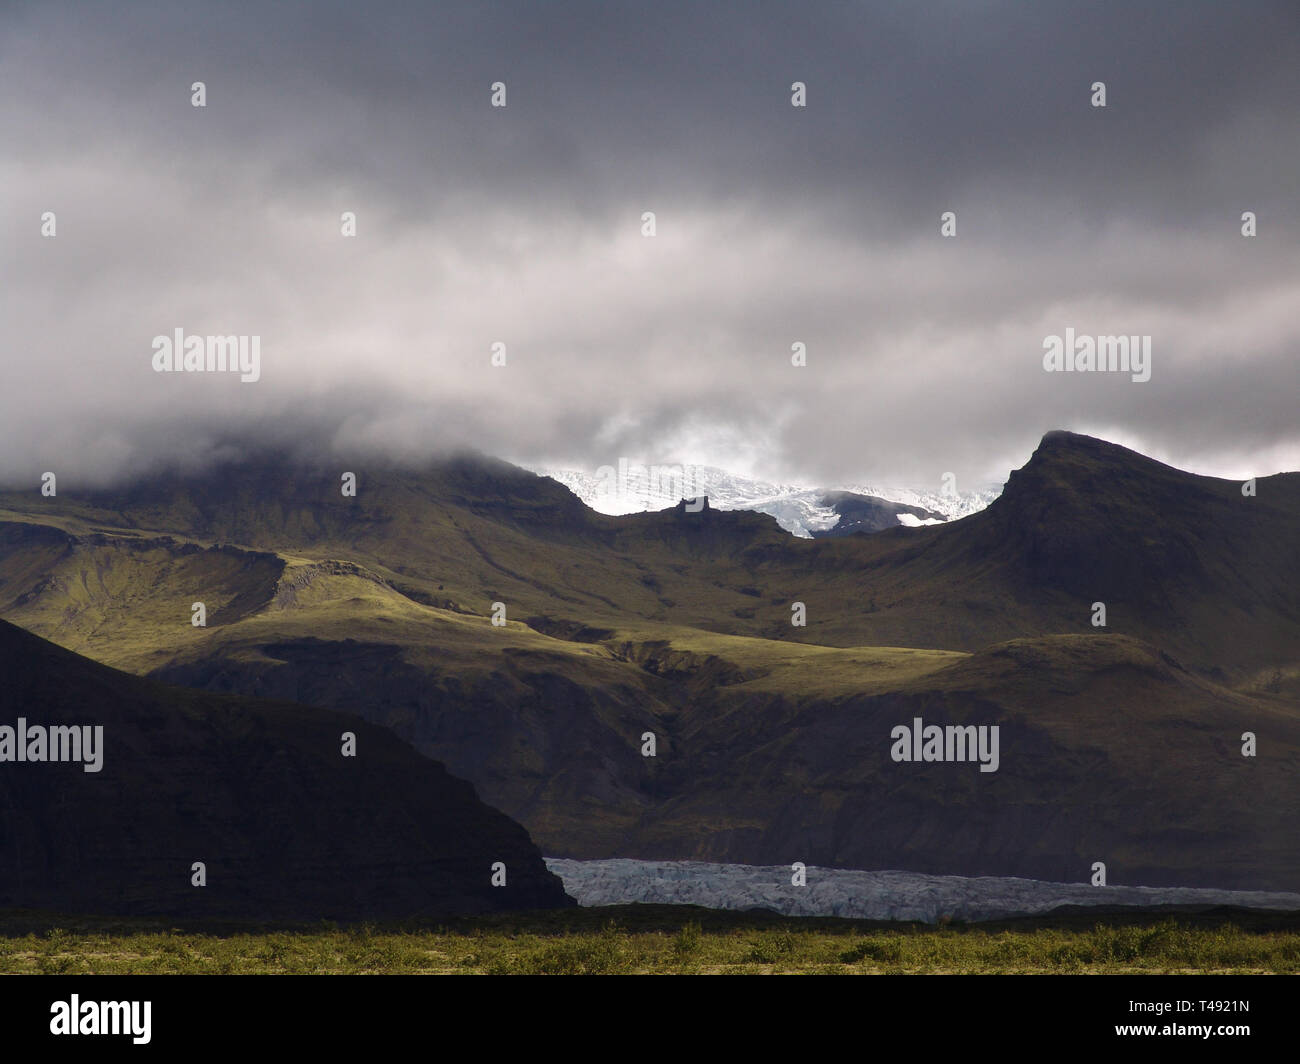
[[545, 858, 1300, 923]]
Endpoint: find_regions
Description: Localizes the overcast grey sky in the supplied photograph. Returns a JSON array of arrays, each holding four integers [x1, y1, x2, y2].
[[2, 0, 1297, 491]]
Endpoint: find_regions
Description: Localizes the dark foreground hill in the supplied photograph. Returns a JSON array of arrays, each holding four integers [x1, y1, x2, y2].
[[0, 620, 572, 920]]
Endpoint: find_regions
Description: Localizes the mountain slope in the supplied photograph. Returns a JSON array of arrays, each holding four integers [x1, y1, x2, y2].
[[637, 632, 1300, 888], [4, 433, 1295, 679], [851, 431, 1300, 679], [0, 619, 572, 920]]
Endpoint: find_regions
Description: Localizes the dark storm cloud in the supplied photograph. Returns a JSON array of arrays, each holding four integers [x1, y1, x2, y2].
[[1, 0, 1297, 491]]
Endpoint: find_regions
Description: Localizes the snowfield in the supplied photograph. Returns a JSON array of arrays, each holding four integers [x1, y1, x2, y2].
[[531, 463, 1001, 537]]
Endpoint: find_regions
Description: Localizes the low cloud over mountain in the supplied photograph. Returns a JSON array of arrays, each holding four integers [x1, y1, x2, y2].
[[2, 1, 1297, 489]]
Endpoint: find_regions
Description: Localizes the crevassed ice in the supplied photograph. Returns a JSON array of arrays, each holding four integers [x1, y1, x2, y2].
[[545, 858, 1300, 923]]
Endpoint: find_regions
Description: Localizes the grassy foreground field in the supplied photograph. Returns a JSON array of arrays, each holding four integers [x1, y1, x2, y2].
[[3, 905, 1299, 975]]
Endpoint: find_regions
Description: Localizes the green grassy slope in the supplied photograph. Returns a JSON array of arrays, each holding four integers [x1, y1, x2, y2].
[[4, 432, 1297, 676]]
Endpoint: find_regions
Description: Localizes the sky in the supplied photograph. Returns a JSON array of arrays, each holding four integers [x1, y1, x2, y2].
[[2, 0, 1297, 493]]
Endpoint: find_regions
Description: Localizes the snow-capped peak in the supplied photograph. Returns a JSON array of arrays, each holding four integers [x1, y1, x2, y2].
[[528, 460, 1000, 537]]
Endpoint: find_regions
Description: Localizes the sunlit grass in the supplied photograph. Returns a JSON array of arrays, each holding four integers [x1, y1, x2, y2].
[[3, 909, 1297, 975]]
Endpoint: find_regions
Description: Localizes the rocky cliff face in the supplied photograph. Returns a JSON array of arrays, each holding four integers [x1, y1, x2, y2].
[[0, 620, 573, 920], [810, 491, 947, 536]]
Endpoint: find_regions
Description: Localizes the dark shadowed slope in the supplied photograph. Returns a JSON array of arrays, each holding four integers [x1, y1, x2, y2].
[[0, 619, 572, 920], [641, 633, 1300, 889], [879, 430, 1300, 676]]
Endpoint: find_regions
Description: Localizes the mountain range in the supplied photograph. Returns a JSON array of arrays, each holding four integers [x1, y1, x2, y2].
[[1, 430, 1297, 892]]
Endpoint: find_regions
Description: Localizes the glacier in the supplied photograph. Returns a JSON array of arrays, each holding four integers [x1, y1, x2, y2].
[[545, 858, 1300, 923], [529, 462, 1001, 538]]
